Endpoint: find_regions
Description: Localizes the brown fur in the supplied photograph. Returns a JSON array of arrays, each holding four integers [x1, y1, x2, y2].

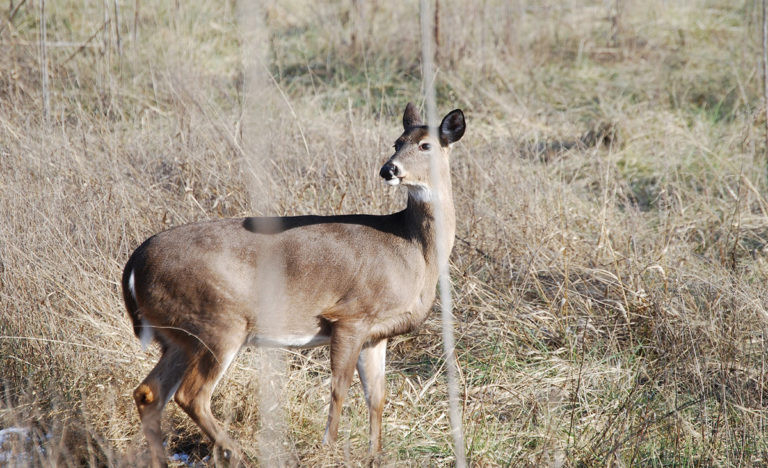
[[122, 103, 466, 466]]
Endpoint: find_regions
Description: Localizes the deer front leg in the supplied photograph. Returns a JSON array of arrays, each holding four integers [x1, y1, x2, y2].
[[357, 338, 387, 453], [322, 322, 366, 446]]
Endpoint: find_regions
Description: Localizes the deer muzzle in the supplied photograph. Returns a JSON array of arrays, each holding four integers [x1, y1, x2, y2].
[[380, 162, 401, 185]]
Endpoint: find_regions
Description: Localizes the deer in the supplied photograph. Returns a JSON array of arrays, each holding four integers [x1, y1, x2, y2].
[[121, 103, 466, 466]]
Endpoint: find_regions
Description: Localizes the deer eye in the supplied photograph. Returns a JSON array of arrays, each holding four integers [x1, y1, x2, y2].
[[419, 142, 431, 151]]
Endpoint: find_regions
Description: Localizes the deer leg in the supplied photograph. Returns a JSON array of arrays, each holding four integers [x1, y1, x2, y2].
[[173, 343, 241, 464], [322, 322, 366, 446], [134, 345, 189, 468], [357, 338, 387, 453]]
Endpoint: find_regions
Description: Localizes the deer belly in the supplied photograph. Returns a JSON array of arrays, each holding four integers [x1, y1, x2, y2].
[[245, 333, 331, 349]]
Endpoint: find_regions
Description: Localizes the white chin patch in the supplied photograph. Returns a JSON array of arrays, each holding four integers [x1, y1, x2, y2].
[[408, 185, 433, 202], [385, 178, 401, 186]]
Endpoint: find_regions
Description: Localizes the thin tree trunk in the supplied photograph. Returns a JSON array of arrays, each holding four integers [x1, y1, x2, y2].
[[39, 0, 48, 123], [763, 0, 768, 181], [132, 0, 139, 44], [113, 0, 121, 55], [434, 0, 440, 63]]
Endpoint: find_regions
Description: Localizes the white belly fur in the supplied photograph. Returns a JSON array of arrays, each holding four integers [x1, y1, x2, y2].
[[246, 333, 331, 349]]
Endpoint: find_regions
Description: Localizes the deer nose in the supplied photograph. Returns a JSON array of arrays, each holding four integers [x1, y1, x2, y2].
[[380, 162, 400, 181]]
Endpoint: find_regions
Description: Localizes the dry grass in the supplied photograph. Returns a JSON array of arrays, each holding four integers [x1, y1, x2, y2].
[[3, 0, 768, 465]]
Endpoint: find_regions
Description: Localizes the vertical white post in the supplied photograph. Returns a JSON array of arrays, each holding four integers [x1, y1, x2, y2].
[[419, 0, 467, 466], [237, 1, 289, 464]]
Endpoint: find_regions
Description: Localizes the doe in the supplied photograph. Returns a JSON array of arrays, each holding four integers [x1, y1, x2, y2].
[[122, 103, 466, 466]]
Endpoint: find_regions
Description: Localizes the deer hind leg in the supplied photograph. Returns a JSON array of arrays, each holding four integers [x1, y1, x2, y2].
[[173, 342, 242, 464], [322, 322, 366, 447], [356, 338, 387, 453], [134, 345, 189, 468]]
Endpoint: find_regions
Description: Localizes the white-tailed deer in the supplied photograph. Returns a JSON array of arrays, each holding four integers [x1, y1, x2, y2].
[[121, 103, 465, 466]]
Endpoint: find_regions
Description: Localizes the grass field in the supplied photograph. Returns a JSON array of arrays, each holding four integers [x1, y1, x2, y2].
[[3, 0, 768, 465]]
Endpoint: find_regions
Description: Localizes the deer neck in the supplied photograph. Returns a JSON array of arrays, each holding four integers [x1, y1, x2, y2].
[[403, 178, 455, 266]]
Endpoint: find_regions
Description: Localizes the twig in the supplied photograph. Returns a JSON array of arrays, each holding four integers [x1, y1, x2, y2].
[[567, 316, 588, 455], [761, 328, 766, 439], [726, 168, 744, 270], [0, 0, 26, 36], [613, 397, 705, 451], [456, 235, 504, 269], [0, 335, 129, 356], [11, 40, 101, 47], [60, 19, 109, 66], [262, 62, 311, 159]]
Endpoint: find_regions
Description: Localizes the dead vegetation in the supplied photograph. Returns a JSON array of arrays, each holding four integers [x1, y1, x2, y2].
[[2, 0, 768, 465]]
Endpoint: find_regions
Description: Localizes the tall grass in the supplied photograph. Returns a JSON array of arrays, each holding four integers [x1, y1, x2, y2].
[[2, 0, 768, 465]]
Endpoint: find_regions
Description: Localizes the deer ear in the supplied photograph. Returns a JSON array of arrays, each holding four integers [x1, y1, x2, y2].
[[403, 102, 423, 129], [439, 109, 465, 146]]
